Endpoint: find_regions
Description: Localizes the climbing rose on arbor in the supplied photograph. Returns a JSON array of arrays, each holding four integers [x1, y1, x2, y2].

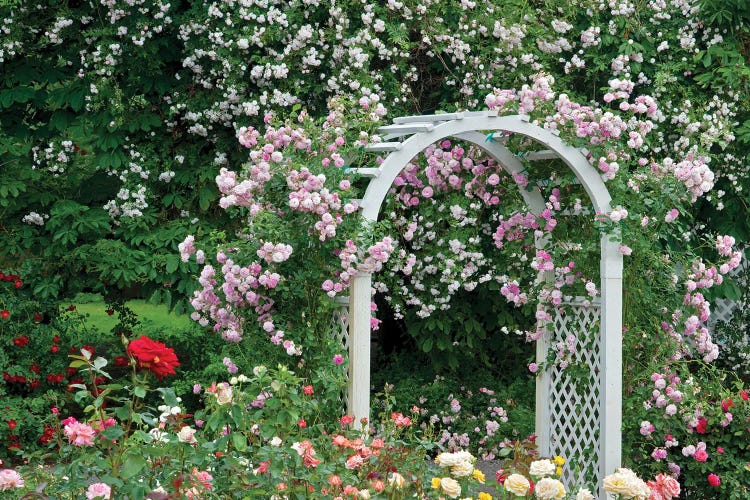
[[127, 335, 180, 379]]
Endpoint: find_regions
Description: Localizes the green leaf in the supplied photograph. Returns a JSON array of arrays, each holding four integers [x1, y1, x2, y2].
[[231, 432, 247, 452], [134, 386, 147, 398], [121, 452, 147, 479], [165, 254, 180, 274]]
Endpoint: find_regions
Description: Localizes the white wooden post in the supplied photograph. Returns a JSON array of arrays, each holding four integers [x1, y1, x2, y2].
[[600, 235, 623, 496], [348, 271, 372, 428]]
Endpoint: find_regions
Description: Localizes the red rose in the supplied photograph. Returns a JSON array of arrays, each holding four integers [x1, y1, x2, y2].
[[127, 335, 180, 379], [12, 336, 29, 347], [495, 469, 507, 484], [114, 355, 130, 367], [696, 417, 708, 434], [13, 280, 22, 288], [1, 310, 9, 320], [302, 385, 314, 395], [741, 390, 748, 401], [50, 345, 60, 353], [721, 398, 733, 412], [7, 420, 16, 430], [298, 419, 307, 428], [707, 473, 720, 487]]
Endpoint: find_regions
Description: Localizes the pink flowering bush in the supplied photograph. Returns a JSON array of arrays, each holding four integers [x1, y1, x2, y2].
[[624, 362, 750, 498]]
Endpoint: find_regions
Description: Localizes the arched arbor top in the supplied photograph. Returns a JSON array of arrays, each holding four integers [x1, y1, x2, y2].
[[352, 111, 613, 221]]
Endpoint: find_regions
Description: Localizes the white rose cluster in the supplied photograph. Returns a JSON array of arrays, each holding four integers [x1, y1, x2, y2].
[[434, 451, 476, 478], [602, 468, 651, 499]]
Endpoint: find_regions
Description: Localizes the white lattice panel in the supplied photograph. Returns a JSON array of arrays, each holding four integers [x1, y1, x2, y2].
[[333, 296, 350, 407], [709, 256, 748, 330], [547, 299, 601, 489]]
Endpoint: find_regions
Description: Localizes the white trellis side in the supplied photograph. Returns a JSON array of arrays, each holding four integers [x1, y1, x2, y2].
[[343, 112, 622, 499]]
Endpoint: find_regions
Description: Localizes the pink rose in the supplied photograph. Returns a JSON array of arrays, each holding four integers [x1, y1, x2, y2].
[[694, 449, 708, 462], [656, 473, 681, 499]]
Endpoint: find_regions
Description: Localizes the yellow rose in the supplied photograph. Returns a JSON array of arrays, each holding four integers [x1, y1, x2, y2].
[[473, 468, 486, 484], [504, 473, 531, 496], [553, 455, 565, 466], [440, 477, 462, 499], [478, 493, 493, 500], [535, 477, 566, 500], [556, 467, 563, 476], [431, 477, 441, 489]]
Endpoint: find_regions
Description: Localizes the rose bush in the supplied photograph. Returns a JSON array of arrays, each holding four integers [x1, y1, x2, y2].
[[2, 0, 750, 496]]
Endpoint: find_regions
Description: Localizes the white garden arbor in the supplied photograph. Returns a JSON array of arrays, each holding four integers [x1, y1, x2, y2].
[[340, 111, 622, 497]]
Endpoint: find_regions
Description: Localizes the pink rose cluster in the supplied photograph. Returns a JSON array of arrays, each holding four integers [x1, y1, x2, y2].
[[86, 482, 112, 499], [0, 469, 24, 490], [62, 416, 97, 446]]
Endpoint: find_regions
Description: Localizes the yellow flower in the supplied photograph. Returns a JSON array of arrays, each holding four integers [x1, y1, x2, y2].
[[553, 455, 565, 466], [556, 467, 563, 476], [478, 493, 493, 500], [431, 477, 441, 489], [472, 468, 486, 484]]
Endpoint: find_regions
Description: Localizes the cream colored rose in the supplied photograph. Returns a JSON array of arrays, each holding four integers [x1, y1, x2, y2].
[[440, 477, 462, 498], [215, 384, 233, 405], [603, 468, 650, 499], [358, 489, 371, 499], [435, 452, 459, 467], [450, 460, 474, 477], [529, 459, 557, 478], [435, 451, 475, 468], [576, 488, 595, 500], [177, 426, 197, 444], [388, 472, 405, 489], [535, 477, 566, 500], [504, 473, 531, 496]]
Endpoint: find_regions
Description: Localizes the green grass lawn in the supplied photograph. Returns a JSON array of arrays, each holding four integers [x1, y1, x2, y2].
[[70, 295, 193, 334]]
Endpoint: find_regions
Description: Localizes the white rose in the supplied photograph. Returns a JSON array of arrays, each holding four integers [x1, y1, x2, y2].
[[435, 452, 459, 467], [177, 426, 197, 444], [358, 490, 371, 499], [535, 477, 566, 500], [504, 473, 531, 496], [440, 477, 461, 498], [603, 469, 650, 499], [216, 385, 233, 405], [450, 461, 474, 477], [529, 459, 557, 478], [576, 488, 595, 500], [270, 436, 282, 446], [388, 472, 405, 489]]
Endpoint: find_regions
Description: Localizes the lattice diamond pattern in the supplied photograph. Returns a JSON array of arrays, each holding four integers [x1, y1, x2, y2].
[[708, 256, 748, 330], [332, 297, 350, 407], [548, 299, 601, 489]]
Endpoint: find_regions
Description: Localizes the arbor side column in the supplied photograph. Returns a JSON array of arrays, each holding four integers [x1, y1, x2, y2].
[[535, 323, 552, 457], [535, 233, 553, 459], [599, 235, 623, 499], [348, 271, 372, 428]]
